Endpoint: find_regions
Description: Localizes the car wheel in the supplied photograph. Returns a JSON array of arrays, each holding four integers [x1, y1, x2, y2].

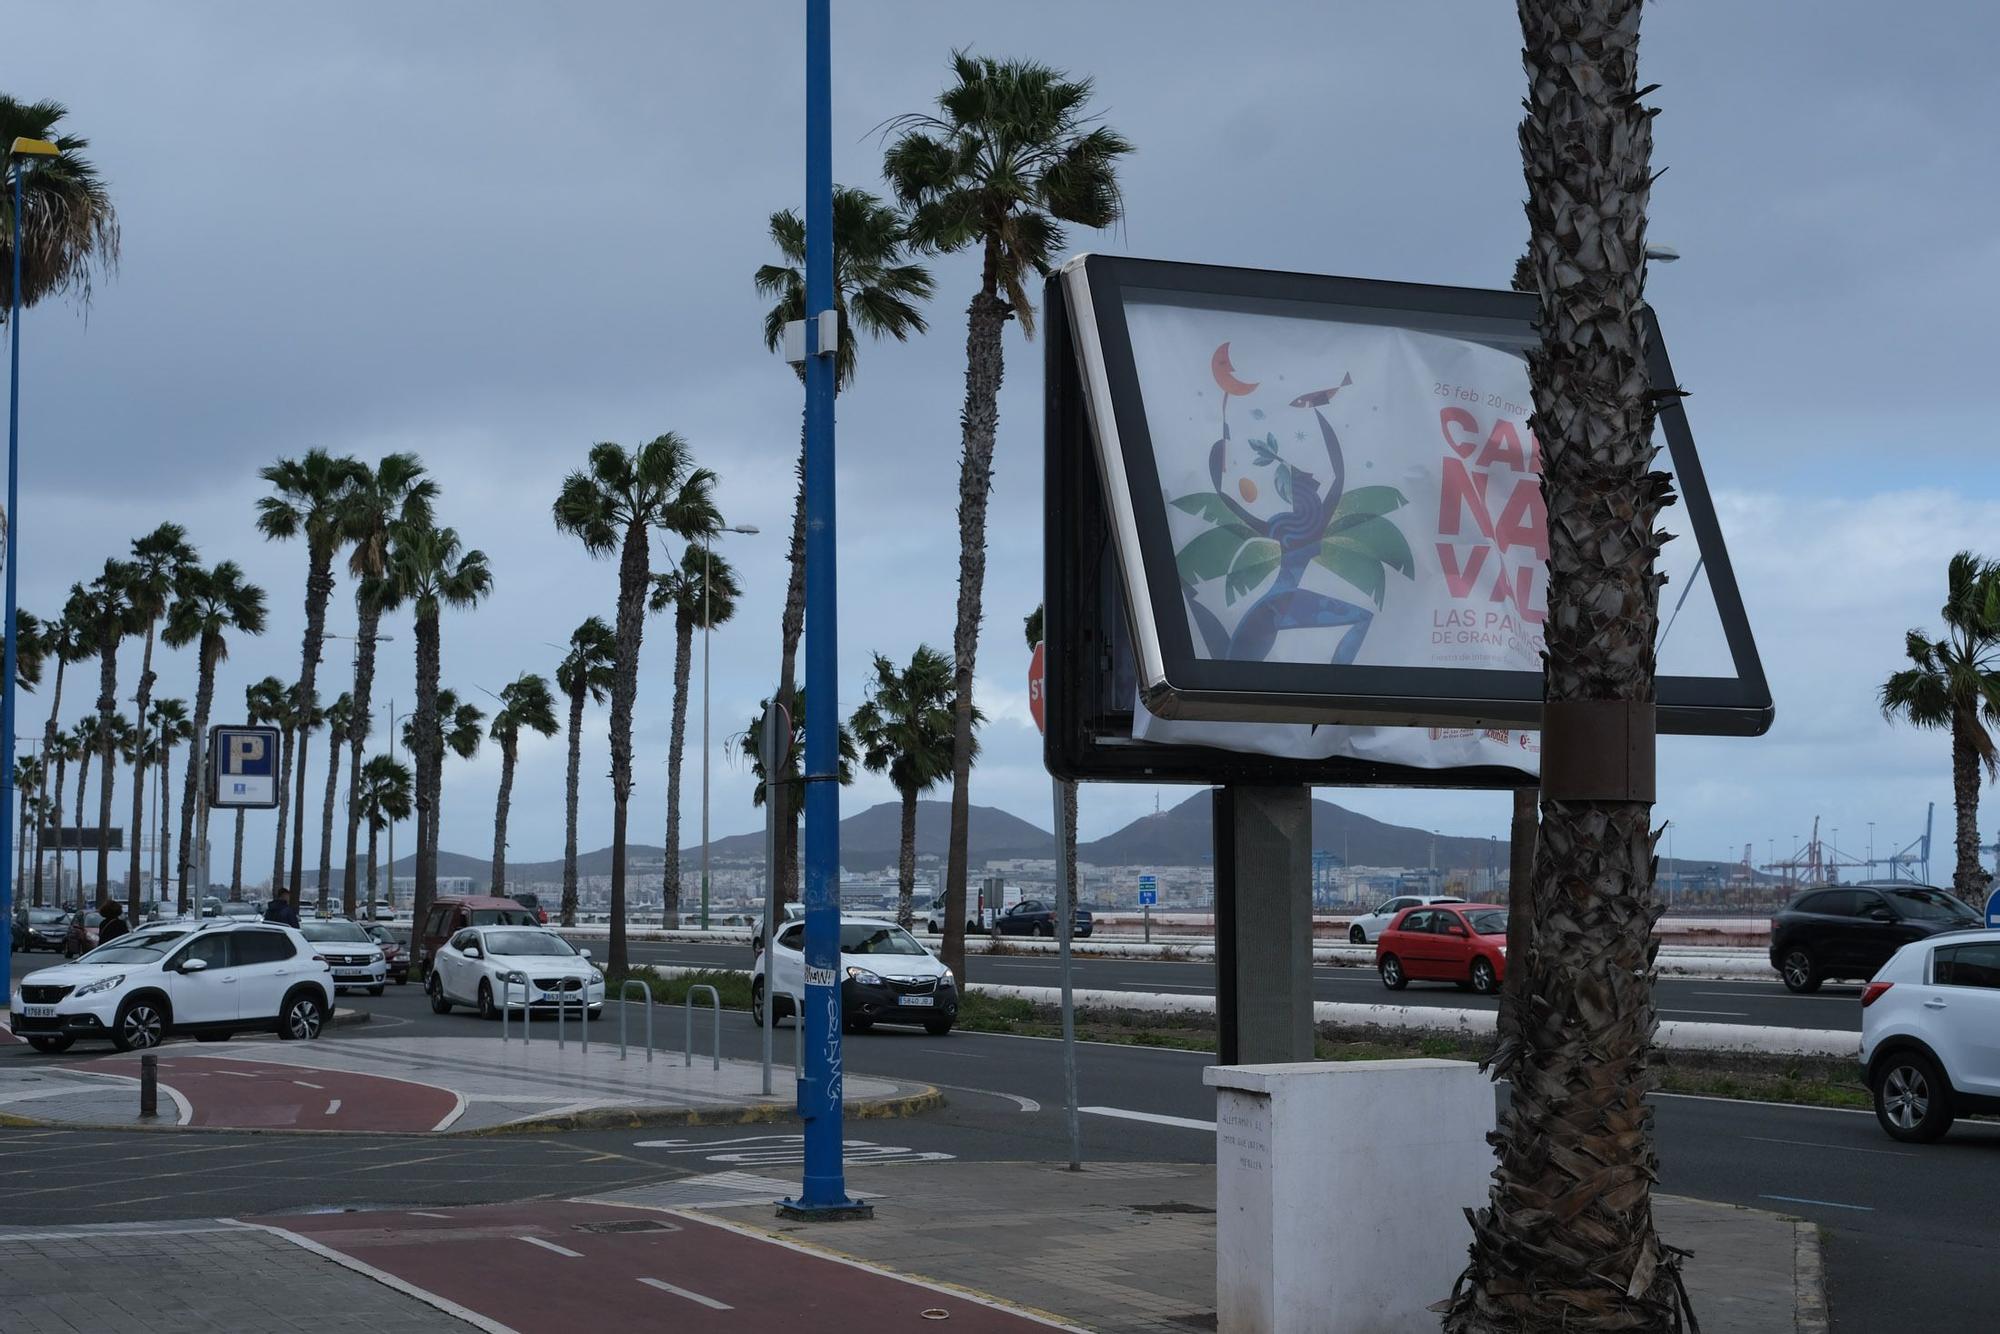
[[1349, 925, 1366, 945], [1379, 955, 1407, 991], [1038, 923, 1054, 938], [26, 1035, 73, 1054], [844, 1016, 873, 1034], [750, 979, 766, 1027], [1779, 947, 1821, 993], [428, 975, 453, 1014], [112, 997, 168, 1052], [1875, 1049, 1954, 1143], [477, 980, 499, 1021], [924, 1017, 953, 1037], [279, 992, 326, 1041], [1470, 957, 1498, 996], [367, 985, 385, 997]]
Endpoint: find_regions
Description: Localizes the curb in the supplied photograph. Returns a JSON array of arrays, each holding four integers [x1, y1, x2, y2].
[[467, 1086, 945, 1137], [1794, 1218, 1830, 1334], [331, 1007, 370, 1029]]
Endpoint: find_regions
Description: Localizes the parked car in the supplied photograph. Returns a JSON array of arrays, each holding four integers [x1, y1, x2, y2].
[[1347, 894, 1465, 944], [751, 902, 806, 958], [991, 899, 1093, 939], [1375, 903, 1509, 995], [426, 925, 603, 1020], [753, 915, 957, 1036], [218, 901, 263, 921], [416, 896, 542, 976], [61, 910, 102, 958], [13, 907, 70, 952], [1770, 882, 1980, 993], [8, 919, 334, 1053], [510, 893, 551, 925], [364, 924, 410, 984], [297, 918, 388, 995], [1860, 928, 2000, 1142]]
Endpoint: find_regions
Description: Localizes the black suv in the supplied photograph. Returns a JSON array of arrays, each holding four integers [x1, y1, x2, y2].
[[1769, 883, 1981, 992]]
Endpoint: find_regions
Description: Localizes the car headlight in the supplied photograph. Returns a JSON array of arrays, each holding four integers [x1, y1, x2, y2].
[[846, 966, 884, 987], [75, 974, 125, 997]]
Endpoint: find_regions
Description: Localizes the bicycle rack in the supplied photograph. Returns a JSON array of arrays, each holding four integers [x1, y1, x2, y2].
[[500, 971, 531, 1044], [685, 984, 720, 1071], [620, 979, 654, 1062]]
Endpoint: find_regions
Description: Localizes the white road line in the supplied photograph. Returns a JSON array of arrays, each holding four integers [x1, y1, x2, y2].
[[408, 1211, 452, 1219], [432, 1090, 470, 1133], [1080, 1106, 1215, 1132], [518, 1235, 583, 1258], [225, 1221, 523, 1334], [1758, 1193, 1874, 1212], [923, 1083, 1040, 1113], [919, 1047, 987, 1059], [637, 1277, 733, 1310], [215, 1070, 259, 1079], [324, 1099, 342, 1116], [1652, 1090, 1874, 1117], [1692, 989, 1847, 1003], [292, 1080, 324, 1090], [1741, 1135, 1910, 1158], [1659, 1008, 1749, 1017]]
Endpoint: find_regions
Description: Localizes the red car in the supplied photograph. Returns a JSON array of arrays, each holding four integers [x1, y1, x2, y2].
[[1375, 903, 1509, 995]]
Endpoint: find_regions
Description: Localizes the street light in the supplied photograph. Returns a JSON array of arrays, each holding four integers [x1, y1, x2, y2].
[[0, 136, 60, 1008], [699, 523, 758, 931]]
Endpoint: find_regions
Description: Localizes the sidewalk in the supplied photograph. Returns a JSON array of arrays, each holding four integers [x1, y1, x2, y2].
[[0, 1032, 937, 1134]]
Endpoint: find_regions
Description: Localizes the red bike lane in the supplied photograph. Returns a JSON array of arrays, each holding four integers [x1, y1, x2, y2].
[[251, 1199, 1080, 1332], [83, 1053, 461, 1132]]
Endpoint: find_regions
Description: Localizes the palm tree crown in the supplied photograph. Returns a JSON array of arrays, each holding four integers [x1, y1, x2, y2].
[[852, 646, 972, 798], [381, 524, 492, 621], [558, 617, 618, 706], [755, 185, 933, 390], [0, 96, 119, 313], [491, 674, 558, 749], [358, 754, 413, 831], [164, 561, 267, 662], [650, 547, 742, 632]]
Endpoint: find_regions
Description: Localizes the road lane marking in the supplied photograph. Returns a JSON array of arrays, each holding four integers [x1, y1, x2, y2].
[[292, 1080, 324, 1090], [1080, 1106, 1215, 1132], [1652, 1090, 1873, 1117], [409, 1211, 452, 1219], [924, 1083, 1040, 1113], [215, 1070, 259, 1079], [1659, 1008, 1749, 1017], [518, 1235, 583, 1258], [325, 1099, 342, 1116], [1691, 989, 1849, 1003], [637, 1277, 732, 1310], [1742, 1135, 1910, 1157], [1759, 1193, 1873, 1212], [919, 1047, 988, 1058]]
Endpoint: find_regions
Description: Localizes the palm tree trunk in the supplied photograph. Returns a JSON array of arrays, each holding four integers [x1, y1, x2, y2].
[[47, 757, 64, 908], [179, 638, 219, 909], [366, 819, 380, 917], [896, 784, 918, 930], [33, 655, 66, 908], [1951, 712, 1987, 906], [939, 284, 1009, 982], [74, 747, 90, 899], [94, 638, 118, 908], [270, 723, 293, 894], [318, 726, 343, 913], [663, 614, 694, 928], [102, 752, 119, 910], [127, 623, 158, 911], [291, 717, 313, 897], [604, 518, 652, 977], [492, 735, 517, 893], [1450, 3, 1680, 1328], [342, 598, 383, 919], [231, 808, 244, 896], [561, 685, 584, 927], [774, 437, 807, 907], [17, 792, 29, 897], [291, 548, 337, 897], [408, 610, 442, 974], [157, 749, 170, 900]]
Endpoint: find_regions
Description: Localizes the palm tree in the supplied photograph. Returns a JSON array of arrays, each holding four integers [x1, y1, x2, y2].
[[33, 602, 88, 907], [1022, 604, 1077, 932], [556, 616, 616, 927], [96, 712, 137, 901], [257, 448, 367, 896], [121, 523, 197, 909], [380, 522, 490, 968], [650, 548, 741, 928], [69, 715, 98, 897], [42, 730, 77, 906], [0, 96, 119, 315], [315, 692, 354, 913], [755, 186, 932, 907], [241, 677, 288, 898], [552, 436, 715, 975], [70, 559, 142, 908], [1449, 5, 1682, 1327], [164, 562, 267, 905], [740, 689, 857, 888], [270, 685, 321, 896], [851, 646, 969, 930], [356, 753, 413, 916], [145, 698, 191, 900], [0, 605, 45, 899], [402, 688, 485, 888], [13, 755, 42, 897], [487, 673, 557, 894], [339, 453, 435, 917], [1881, 552, 2000, 905], [886, 52, 1131, 980]]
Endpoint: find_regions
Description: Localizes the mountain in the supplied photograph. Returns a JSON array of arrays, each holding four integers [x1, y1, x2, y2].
[[1077, 790, 1515, 869], [695, 800, 1053, 870]]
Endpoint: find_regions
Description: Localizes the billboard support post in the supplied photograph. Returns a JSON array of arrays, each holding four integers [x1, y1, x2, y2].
[[1213, 785, 1314, 1067]]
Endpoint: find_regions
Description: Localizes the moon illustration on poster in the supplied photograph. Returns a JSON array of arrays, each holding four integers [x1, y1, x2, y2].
[[1210, 342, 1259, 397]]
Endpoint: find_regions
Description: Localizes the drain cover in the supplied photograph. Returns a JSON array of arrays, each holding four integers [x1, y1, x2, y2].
[[573, 1218, 679, 1234]]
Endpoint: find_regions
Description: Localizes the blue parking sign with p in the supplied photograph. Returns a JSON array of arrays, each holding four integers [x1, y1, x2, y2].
[[209, 724, 280, 809]]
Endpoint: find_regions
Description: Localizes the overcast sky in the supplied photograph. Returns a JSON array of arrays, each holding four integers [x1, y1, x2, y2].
[[12, 2, 1999, 890]]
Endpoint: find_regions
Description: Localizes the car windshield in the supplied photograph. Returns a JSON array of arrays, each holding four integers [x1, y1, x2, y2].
[[840, 923, 928, 956], [222, 903, 259, 916], [1466, 910, 1508, 935], [470, 909, 538, 927], [27, 909, 64, 923], [482, 930, 576, 957], [299, 921, 371, 943], [86, 939, 181, 965], [1889, 889, 1980, 923]]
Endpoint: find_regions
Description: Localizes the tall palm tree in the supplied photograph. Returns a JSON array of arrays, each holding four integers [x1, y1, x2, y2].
[[1881, 552, 2000, 905], [145, 698, 191, 900], [851, 646, 970, 930], [755, 186, 932, 906], [1449, 4, 1683, 1327], [1023, 604, 1077, 931], [164, 562, 266, 905], [552, 436, 715, 975], [241, 677, 288, 899], [96, 712, 137, 901], [357, 753, 413, 916], [556, 616, 616, 927], [70, 559, 142, 908], [402, 689, 485, 886], [257, 448, 366, 896], [42, 731, 77, 906], [886, 51, 1131, 980], [1, 605, 44, 898], [13, 755, 42, 898], [270, 686, 320, 896], [380, 523, 490, 969], [650, 548, 741, 928], [69, 715, 98, 897], [0, 96, 119, 315], [339, 453, 435, 917], [121, 523, 197, 908], [487, 673, 557, 894], [33, 601, 88, 908], [315, 693, 354, 912]]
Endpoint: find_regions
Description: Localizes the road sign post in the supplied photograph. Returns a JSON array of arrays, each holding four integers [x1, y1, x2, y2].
[[1139, 874, 1157, 942], [1033, 642, 1083, 1172]]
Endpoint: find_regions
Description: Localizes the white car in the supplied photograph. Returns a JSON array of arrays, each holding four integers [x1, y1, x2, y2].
[[9, 920, 334, 1053], [297, 918, 389, 996], [426, 925, 605, 1020], [1346, 894, 1466, 944], [752, 915, 957, 1036], [1860, 928, 2000, 1142]]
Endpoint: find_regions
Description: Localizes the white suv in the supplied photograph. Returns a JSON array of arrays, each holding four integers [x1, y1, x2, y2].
[[9, 920, 334, 1053], [1348, 895, 1465, 944], [1860, 928, 2000, 1142]]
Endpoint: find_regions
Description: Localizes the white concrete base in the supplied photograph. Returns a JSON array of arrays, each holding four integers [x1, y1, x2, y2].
[[1203, 1059, 1495, 1334]]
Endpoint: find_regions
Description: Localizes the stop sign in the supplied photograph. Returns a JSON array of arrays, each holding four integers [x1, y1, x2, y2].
[[1028, 642, 1046, 735]]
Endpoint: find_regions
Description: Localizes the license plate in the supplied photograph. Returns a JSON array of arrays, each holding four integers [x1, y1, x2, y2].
[[901, 995, 934, 1007], [21, 1005, 54, 1019]]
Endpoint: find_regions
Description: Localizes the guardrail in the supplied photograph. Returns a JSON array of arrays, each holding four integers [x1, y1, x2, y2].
[[620, 978, 655, 1062], [500, 970, 531, 1044], [684, 983, 720, 1071]]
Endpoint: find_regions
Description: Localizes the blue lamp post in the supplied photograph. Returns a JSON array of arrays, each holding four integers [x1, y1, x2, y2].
[[0, 137, 60, 1012]]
